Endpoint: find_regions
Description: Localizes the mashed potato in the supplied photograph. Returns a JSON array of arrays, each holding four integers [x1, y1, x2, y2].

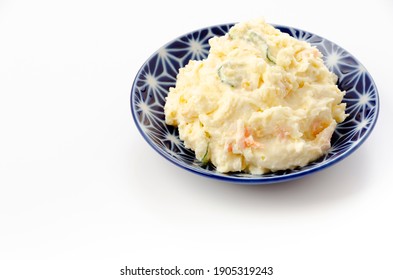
[[164, 18, 347, 174]]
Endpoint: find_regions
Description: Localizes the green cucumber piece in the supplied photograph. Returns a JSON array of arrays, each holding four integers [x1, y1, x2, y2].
[[217, 63, 238, 87], [247, 31, 276, 64], [201, 144, 209, 165], [217, 61, 248, 88], [217, 65, 234, 87]]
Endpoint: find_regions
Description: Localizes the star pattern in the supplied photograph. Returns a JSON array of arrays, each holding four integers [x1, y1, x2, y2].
[[131, 24, 379, 183]]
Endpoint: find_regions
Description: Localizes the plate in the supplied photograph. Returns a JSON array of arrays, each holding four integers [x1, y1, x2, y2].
[[131, 23, 379, 184]]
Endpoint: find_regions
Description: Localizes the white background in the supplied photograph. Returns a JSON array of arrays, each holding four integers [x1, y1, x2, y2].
[[1, 0, 392, 279]]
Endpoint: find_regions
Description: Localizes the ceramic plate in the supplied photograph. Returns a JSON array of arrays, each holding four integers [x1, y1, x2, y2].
[[131, 23, 379, 184]]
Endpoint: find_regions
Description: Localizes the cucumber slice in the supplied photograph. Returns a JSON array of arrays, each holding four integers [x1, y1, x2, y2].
[[217, 64, 234, 87], [217, 62, 243, 87], [217, 62, 240, 87], [201, 144, 209, 165], [247, 31, 276, 64]]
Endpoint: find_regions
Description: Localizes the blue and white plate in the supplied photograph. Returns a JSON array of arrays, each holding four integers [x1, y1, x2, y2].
[[131, 23, 379, 184]]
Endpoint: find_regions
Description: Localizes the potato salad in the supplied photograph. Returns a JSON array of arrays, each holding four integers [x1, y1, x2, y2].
[[164, 18, 347, 174]]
